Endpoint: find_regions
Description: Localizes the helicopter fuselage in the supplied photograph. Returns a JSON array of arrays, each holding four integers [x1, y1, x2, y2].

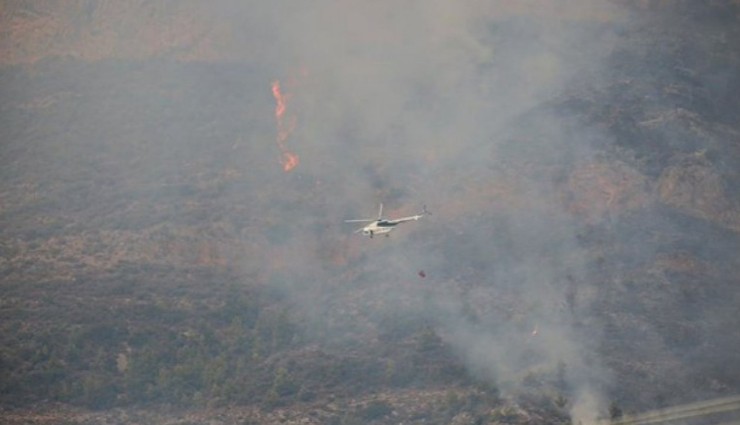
[[361, 220, 398, 237]]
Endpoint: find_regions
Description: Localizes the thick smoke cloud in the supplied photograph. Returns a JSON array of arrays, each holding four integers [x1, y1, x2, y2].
[[217, 1, 627, 422]]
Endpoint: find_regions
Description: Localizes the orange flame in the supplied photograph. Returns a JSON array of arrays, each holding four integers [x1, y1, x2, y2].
[[281, 151, 299, 172], [271, 80, 299, 172]]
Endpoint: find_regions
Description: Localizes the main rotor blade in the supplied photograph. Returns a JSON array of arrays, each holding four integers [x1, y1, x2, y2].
[[345, 219, 375, 222], [378, 203, 383, 220]]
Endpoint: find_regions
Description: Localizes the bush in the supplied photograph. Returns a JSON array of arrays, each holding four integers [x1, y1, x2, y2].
[[358, 400, 393, 421]]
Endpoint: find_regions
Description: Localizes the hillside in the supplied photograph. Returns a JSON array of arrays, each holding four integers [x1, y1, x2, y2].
[[1, 1, 740, 424]]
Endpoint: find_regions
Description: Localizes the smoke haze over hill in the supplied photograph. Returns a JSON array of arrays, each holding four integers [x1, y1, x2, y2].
[[1, 1, 740, 423], [228, 2, 625, 419]]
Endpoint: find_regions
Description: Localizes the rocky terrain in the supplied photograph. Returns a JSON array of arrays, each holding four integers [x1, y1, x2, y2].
[[1, 1, 739, 424]]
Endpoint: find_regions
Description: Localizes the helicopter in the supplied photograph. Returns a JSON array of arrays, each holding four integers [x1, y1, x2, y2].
[[345, 204, 430, 238]]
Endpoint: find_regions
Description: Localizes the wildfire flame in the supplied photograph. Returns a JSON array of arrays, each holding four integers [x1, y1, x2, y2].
[[281, 151, 299, 172], [271, 80, 299, 172]]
